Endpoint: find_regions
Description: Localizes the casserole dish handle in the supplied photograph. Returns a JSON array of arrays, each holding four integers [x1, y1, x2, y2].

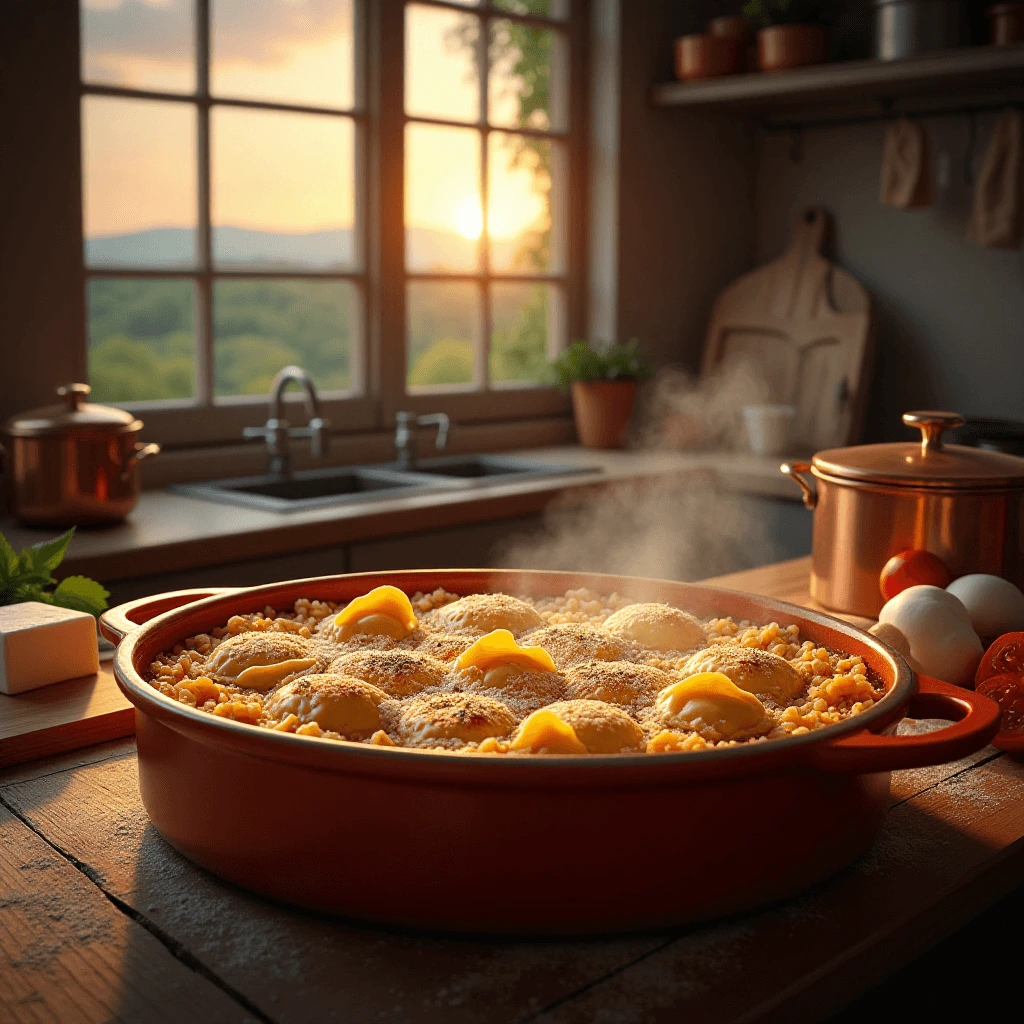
[[809, 675, 1001, 773], [100, 589, 235, 645]]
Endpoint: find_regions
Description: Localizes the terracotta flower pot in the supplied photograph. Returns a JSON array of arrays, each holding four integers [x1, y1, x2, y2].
[[570, 380, 637, 449], [757, 24, 827, 72], [674, 33, 744, 81]]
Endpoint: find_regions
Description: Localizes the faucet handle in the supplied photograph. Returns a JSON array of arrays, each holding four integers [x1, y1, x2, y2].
[[307, 416, 331, 459], [416, 412, 449, 451]]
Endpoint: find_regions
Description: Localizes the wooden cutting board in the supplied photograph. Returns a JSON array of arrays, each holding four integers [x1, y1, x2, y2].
[[0, 662, 134, 769], [703, 206, 875, 450]]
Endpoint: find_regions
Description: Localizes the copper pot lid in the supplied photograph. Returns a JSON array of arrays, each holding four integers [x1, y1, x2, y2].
[[813, 411, 1024, 489], [4, 383, 142, 438]]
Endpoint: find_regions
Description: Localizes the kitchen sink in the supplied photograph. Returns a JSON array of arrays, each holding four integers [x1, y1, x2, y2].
[[172, 457, 600, 512], [172, 466, 457, 513], [386, 455, 600, 484]]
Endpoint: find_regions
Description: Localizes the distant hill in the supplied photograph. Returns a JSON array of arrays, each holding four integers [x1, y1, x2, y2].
[[86, 225, 527, 274]]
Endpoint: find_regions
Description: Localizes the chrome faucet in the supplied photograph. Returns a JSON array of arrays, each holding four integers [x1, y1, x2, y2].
[[395, 411, 449, 470], [243, 365, 331, 475]]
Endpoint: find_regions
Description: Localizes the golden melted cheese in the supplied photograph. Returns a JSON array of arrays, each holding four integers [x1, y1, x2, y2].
[[681, 645, 803, 702], [455, 629, 557, 678], [603, 603, 706, 652], [539, 699, 645, 753], [330, 585, 418, 642], [654, 672, 766, 738], [510, 709, 588, 755], [264, 673, 388, 737]]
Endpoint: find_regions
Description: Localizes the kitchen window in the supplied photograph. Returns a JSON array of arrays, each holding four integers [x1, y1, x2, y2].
[[78, 0, 584, 452]]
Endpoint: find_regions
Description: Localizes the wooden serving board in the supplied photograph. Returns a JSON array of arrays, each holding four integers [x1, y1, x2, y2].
[[0, 662, 134, 769], [703, 206, 875, 450]]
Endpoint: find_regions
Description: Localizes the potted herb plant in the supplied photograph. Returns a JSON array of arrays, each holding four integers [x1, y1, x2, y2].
[[742, 0, 834, 71], [550, 340, 655, 449]]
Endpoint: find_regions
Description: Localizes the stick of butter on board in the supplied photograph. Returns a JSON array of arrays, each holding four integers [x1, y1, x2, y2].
[[0, 602, 100, 695]]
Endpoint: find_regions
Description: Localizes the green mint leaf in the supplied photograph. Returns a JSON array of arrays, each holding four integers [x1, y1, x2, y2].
[[0, 532, 18, 579], [51, 575, 110, 617], [26, 527, 76, 574]]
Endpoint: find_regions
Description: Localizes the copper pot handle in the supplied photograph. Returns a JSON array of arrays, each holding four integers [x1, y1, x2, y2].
[[780, 461, 817, 509], [808, 675, 1000, 773], [902, 410, 965, 454], [121, 441, 161, 482], [100, 588, 235, 645]]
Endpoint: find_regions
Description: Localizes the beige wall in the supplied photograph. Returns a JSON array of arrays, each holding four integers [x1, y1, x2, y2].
[[612, 2, 757, 368], [756, 116, 1024, 443]]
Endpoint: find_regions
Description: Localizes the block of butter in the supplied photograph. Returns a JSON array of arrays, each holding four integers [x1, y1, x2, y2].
[[0, 601, 100, 695]]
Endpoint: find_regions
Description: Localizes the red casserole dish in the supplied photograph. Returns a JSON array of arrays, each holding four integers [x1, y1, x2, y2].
[[100, 569, 1000, 934]]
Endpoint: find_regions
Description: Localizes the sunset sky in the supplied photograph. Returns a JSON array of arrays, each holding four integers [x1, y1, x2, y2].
[[82, 0, 551, 244]]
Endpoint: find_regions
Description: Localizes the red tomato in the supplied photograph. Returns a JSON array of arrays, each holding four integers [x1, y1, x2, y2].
[[977, 674, 1024, 735], [975, 632, 1024, 687], [879, 549, 953, 601]]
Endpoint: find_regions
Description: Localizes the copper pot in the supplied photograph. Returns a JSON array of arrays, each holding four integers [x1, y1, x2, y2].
[[2, 383, 160, 526], [757, 24, 827, 71], [99, 570, 999, 934], [783, 411, 1024, 618]]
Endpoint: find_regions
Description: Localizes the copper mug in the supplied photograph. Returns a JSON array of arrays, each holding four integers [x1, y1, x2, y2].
[[782, 411, 1024, 618], [2, 383, 160, 526]]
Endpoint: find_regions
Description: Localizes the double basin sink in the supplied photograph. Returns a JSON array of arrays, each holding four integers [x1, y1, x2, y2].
[[173, 455, 598, 513]]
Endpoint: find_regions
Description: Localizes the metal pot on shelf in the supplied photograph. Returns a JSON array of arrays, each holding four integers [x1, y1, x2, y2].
[[782, 410, 1024, 618], [874, 0, 967, 60], [1, 383, 160, 527]]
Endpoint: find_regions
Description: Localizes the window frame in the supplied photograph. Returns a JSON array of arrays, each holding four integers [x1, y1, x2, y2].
[[78, 0, 587, 452]]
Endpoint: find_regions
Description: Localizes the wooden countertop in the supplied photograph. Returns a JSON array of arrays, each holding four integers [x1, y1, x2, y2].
[[2, 556, 1021, 1024], [0, 446, 800, 583]]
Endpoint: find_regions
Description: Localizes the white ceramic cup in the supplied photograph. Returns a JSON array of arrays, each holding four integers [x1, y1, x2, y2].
[[743, 404, 796, 456]]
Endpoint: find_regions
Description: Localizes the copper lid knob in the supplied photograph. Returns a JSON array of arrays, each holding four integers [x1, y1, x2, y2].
[[902, 410, 966, 455]]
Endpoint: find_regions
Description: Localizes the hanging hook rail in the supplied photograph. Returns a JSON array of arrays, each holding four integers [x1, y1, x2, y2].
[[761, 97, 1024, 133]]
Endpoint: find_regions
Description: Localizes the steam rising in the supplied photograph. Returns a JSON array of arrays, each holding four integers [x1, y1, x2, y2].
[[494, 358, 784, 582]]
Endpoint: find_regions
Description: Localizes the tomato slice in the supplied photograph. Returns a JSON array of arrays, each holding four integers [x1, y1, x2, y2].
[[977, 674, 1024, 735], [879, 549, 953, 601], [975, 632, 1024, 687]]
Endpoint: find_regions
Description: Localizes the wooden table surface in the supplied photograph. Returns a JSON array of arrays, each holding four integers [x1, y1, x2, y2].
[[2, 556, 1022, 1024]]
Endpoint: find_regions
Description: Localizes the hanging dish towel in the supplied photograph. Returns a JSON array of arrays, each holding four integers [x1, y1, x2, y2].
[[970, 109, 1023, 249], [879, 118, 933, 209]]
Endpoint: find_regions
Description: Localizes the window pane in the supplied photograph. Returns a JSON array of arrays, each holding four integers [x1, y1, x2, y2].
[[490, 283, 560, 386], [211, 0, 355, 109], [211, 108, 356, 270], [83, 96, 197, 268], [492, 0, 570, 18], [405, 3, 480, 124], [488, 132, 564, 275], [214, 280, 357, 396], [407, 282, 480, 391], [81, 0, 196, 93], [405, 124, 481, 273], [87, 278, 195, 402], [489, 20, 567, 131]]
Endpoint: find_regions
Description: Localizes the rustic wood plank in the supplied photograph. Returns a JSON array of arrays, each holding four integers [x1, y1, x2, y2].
[[0, 662, 134, 770], [0, 803, 258, 1024], [1, 756, 667, 1024], [0, 738, 136, 789], [524, 752, 1024, 1024]]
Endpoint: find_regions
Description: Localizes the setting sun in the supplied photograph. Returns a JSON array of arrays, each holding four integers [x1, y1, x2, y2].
[[454, 196, 483, 241]]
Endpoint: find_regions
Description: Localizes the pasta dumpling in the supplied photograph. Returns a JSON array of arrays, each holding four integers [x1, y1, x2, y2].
[[398, 692, 516, 747], [522, 623, 627, 670], [203, 633, 318, 692], [654, 672, 767, 738], [330, 649, 446, 697], [327, 586, 418, 642], [523, 699, 644, 754], [603, 603, 705, 652], [680, 645, 803, 702], [432, 593, 543, 635], [264, 674, 388, 737], [564, 660, 671, 709]]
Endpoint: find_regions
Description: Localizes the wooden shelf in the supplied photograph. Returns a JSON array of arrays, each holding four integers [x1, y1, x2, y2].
[[649, 45, 1024, 127]]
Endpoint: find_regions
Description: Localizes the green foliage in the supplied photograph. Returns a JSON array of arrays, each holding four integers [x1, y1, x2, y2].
[[409, 338, 475, 387], [741, 0, 837, 26], [0, 529, 109, 617], [549, 339, 655, 389]]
